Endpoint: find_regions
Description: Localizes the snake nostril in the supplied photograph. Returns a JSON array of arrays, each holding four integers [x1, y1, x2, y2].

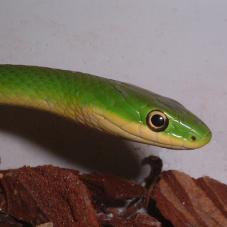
[[191, 136, 196, 141]]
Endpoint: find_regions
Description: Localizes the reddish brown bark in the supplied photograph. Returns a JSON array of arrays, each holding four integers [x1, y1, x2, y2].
[[151, 170, 227, 227]]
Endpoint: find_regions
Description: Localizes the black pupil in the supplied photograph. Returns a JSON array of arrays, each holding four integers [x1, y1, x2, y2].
[[151, 114, 165, 127]]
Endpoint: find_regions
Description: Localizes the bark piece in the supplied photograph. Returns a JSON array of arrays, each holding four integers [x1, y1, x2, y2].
[[0, 166, 99, 227], [81, 172, 146, 201], [151, 170, 227, 227], [2, 164, 226, 227], [0, 165, 161, 227]]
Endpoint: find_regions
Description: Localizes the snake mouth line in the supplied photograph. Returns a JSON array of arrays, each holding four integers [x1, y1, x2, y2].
[[92, 109, 194, 149]]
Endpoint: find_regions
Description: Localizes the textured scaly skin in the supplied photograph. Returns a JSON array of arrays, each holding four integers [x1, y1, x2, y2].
[[0, 65, 212, 149]]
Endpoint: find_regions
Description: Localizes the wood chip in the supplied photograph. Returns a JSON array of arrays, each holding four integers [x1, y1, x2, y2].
[[0, 166, 99, 227], [0, 164, 226, 227], [151, 170, 227, 227]]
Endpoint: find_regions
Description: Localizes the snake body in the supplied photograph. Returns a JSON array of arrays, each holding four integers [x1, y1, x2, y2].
[[0, 65, 211, 149]]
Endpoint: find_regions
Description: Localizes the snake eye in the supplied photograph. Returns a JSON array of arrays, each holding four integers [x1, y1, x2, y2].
[[147, 110, 169, 132]]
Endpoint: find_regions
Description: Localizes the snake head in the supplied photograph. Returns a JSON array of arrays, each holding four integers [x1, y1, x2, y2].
[[91, 81, 212, 150]]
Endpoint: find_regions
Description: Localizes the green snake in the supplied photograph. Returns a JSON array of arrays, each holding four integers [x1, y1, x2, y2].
[[0, 65, 211, 149]]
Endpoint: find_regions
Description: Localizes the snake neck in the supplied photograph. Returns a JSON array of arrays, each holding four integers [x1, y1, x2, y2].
[[0, 65, 83, 123]]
